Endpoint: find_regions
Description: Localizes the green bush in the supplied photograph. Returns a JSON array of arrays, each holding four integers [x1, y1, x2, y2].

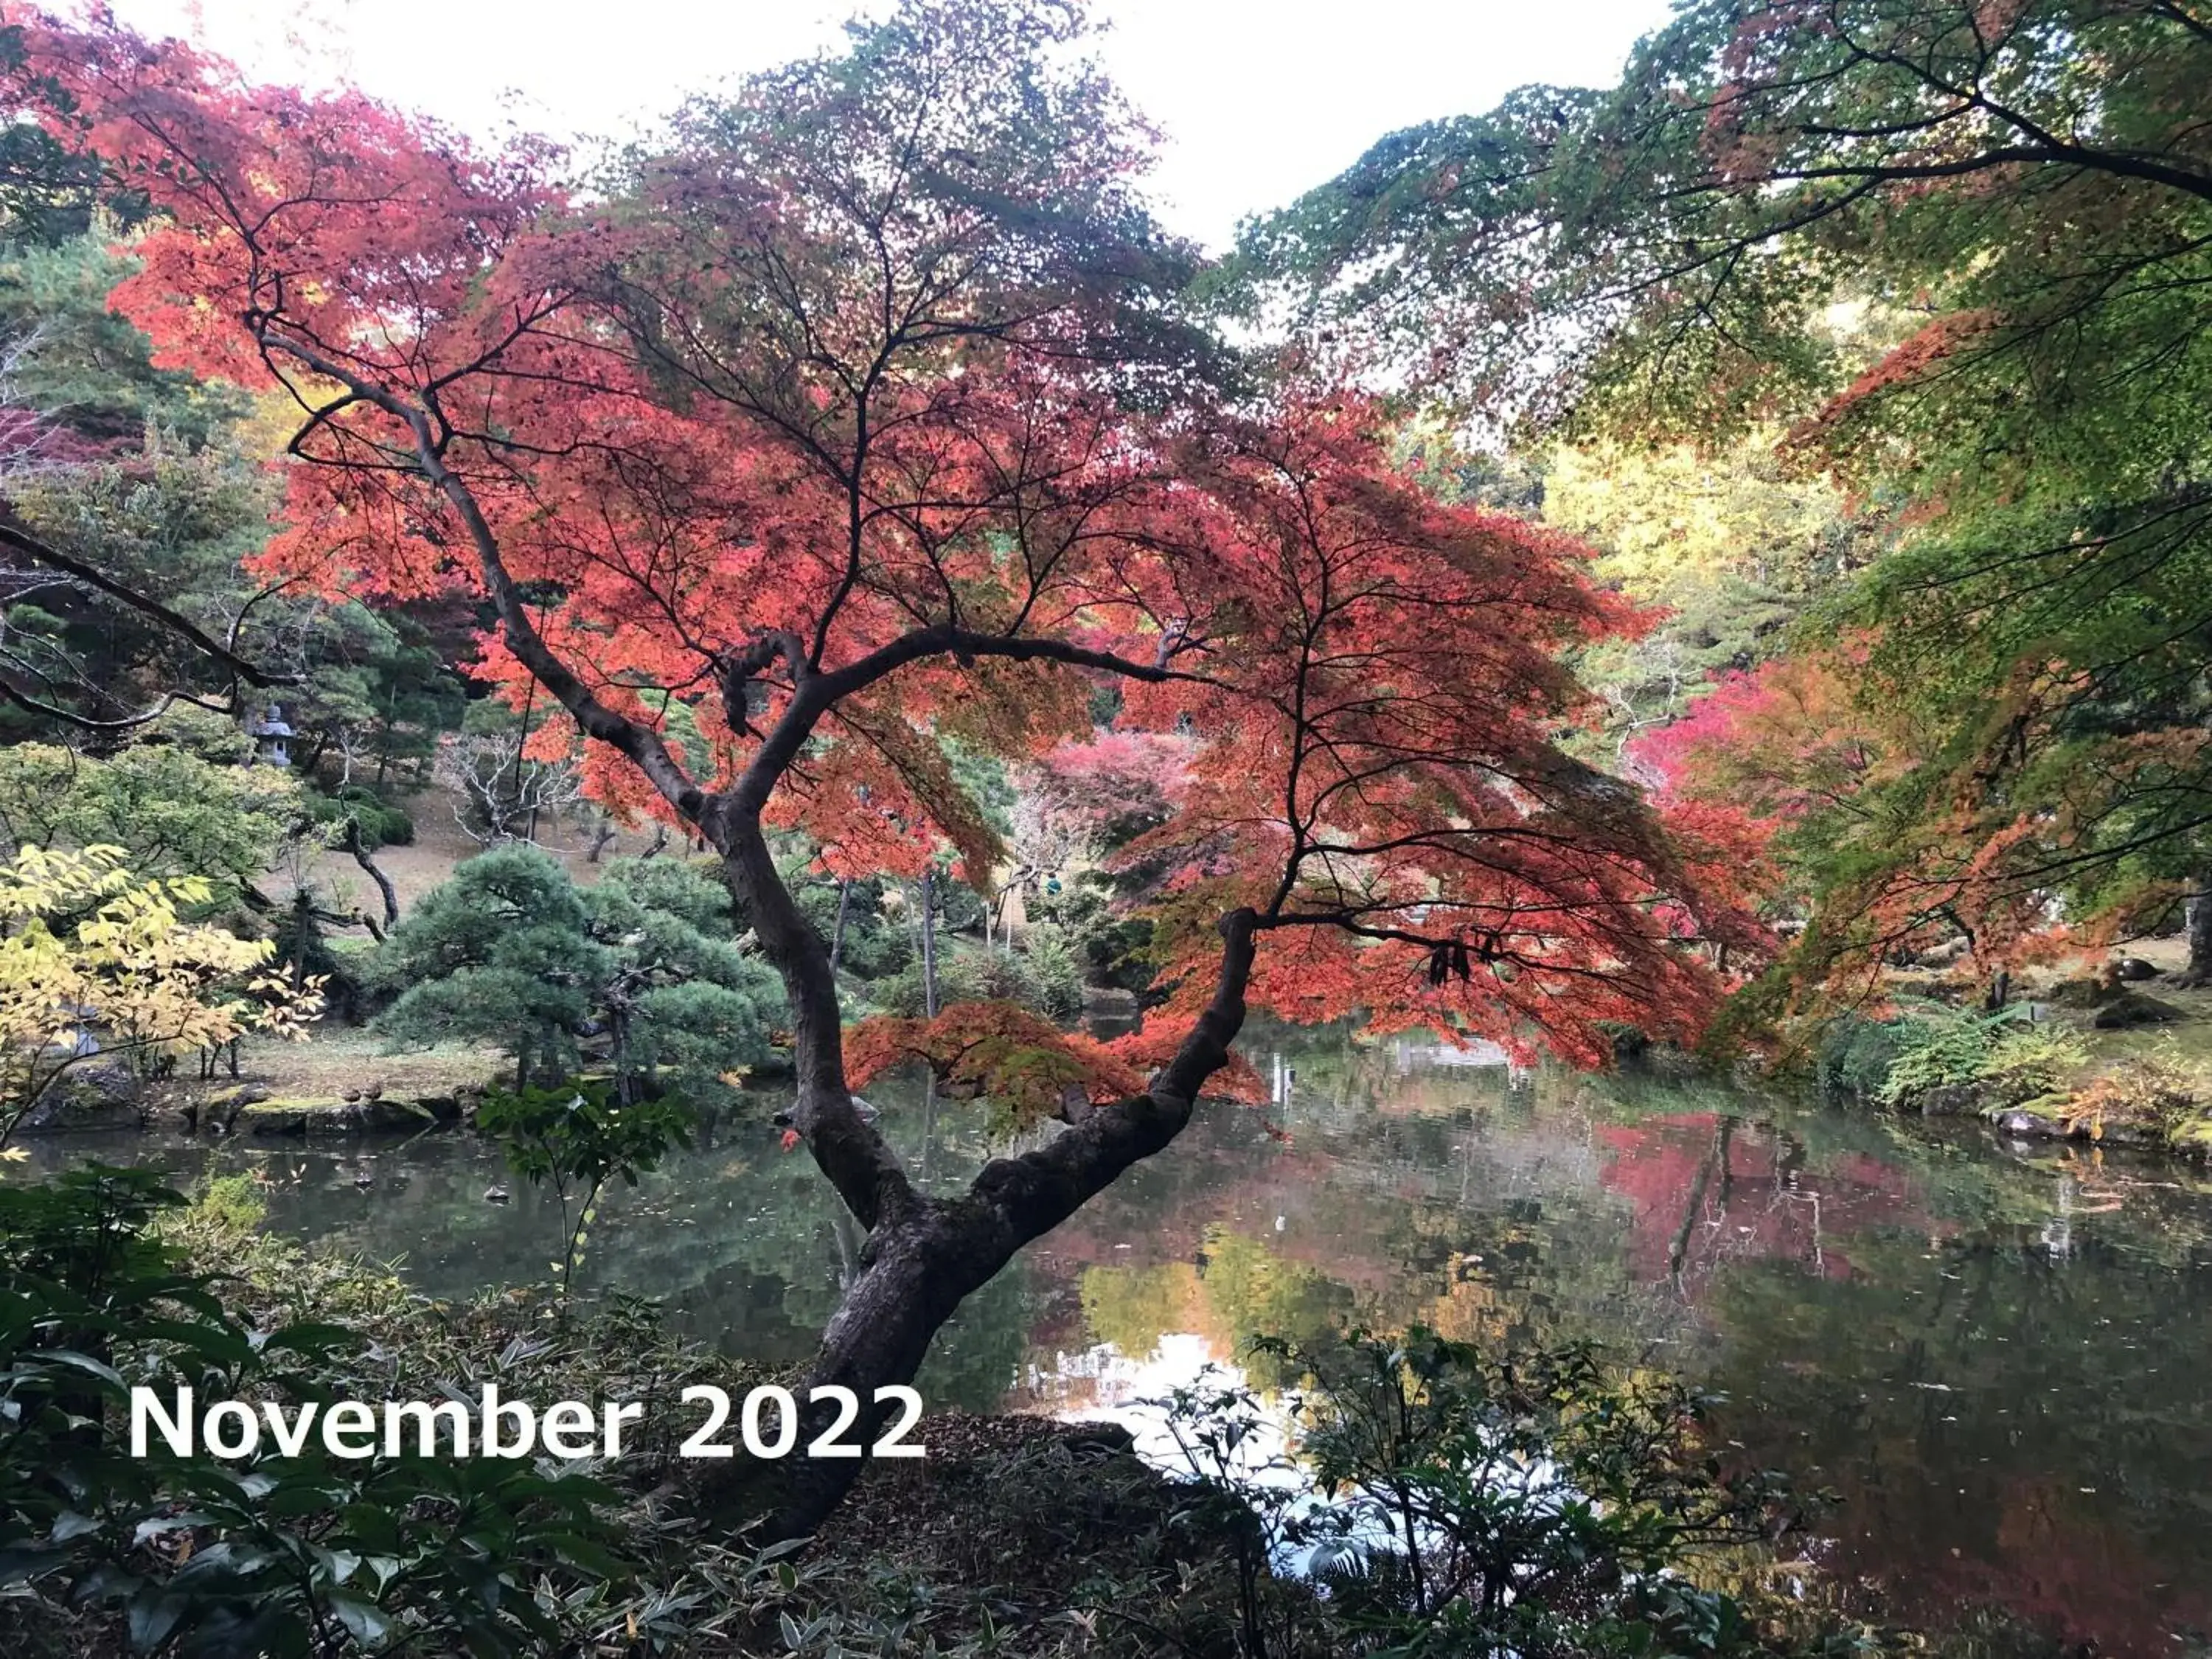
[[304, 783, 415, 849], [0, 1167, 643, 1657], [870, 945, 1077, 1020], [1820, 1003, 2085, 1111], [1871, 1005, 2005, 1107], [1018, 923, 1085, 1020], [1032, 872, 1155, 995]]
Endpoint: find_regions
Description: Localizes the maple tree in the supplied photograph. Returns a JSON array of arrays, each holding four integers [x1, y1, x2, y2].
[[7, 0, 1759, 1529], [1241, 0, 2212, 991], [1629, 647, 2051, 1020]]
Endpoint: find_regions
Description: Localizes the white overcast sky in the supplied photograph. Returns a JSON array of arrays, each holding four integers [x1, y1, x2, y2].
[[111, 0, 1673, 250]]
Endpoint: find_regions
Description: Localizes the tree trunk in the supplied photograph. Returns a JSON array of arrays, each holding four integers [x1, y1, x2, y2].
[[341, 818, 400, 929], [2188, 871, 2212, 984], [829, 880, 851, 976], [289, 891, 315, 992], [701, 801, 1257, 1540], [919, 869, 939, 1018], [1983, 968, 2010, 1012]]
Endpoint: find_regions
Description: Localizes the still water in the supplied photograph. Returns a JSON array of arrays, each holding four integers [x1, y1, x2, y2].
[[21, 1026, 2212, 1655]]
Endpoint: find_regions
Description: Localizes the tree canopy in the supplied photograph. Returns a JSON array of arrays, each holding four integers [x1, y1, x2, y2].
[[1244, 0, 2212, 996]]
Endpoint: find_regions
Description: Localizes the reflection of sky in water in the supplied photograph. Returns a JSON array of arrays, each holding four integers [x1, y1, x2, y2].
[[22, 1026, 2212, 1656], [1033, 1335, 1294, 1473], [1030, 1335, 1349, 1575]]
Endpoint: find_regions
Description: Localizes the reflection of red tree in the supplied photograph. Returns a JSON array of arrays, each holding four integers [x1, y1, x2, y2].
[[1840, 1472, 2212, 1657], [1028, 1142, 1340, 1276], [1596, 1115, 1938, 1292]]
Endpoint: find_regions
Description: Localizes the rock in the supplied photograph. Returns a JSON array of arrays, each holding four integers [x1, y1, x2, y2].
[[239, 1094, 441, 1136], [197, 1083, 271, 1135], [2113, 957, 2161, 982], [1998, 1109, 2067, 1139], [14, 1061, 143, 1133], [2098, 1121, 2163, 1147], [1913, 1083, 1987, 1116], [2092, 990, 2185, 1029]]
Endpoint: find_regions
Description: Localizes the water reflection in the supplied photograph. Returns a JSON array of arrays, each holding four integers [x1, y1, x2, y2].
[[15, 1026, 2212, 1655]]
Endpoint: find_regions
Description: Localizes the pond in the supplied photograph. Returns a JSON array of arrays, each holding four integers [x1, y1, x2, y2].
[[20, 1024, 2212, 1657]]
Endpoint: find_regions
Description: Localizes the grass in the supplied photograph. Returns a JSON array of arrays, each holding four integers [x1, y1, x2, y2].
[[146, 1027, 507, 1115]]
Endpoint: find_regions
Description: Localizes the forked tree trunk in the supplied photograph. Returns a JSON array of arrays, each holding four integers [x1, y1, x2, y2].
[[707, 807, 1255, 1538], [341, 818, 400, 929]]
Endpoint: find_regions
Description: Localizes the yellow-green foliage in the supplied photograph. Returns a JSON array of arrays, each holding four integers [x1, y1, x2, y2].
[[184, 1170, 268, 1234], [1544, 434, 1857, 598], [1975, 1023, 2090, 1110], [0, 845, 323, 1139], [0, 736, 299, 893]]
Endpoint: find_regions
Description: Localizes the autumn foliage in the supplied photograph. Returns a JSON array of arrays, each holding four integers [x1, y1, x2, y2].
[[845, 1001, 1149, 1126], [0, 1, 1767, 1103]]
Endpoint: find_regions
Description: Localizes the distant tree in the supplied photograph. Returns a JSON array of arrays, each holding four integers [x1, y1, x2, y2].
[[1243, 0, 2212, 988], [1542, 434, 1886, 754], [0, 233, 242, 443], [372, 846, 784, 1099], [0, 843, 319, 1145], [0, 722, 298, 899], [434, 703, 586, 845]]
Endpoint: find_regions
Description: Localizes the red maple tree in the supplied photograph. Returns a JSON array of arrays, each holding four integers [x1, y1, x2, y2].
[[10, 0, 1764, 1528]]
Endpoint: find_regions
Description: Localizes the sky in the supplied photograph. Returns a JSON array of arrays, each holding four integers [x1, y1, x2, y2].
[[108, 0, 1675, 251]]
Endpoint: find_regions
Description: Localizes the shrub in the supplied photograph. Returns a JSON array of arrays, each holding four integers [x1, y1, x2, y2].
[[1031, 872, 1155, 995], [1823, 1003, 2083, 1112], [1814, 1012, 1907, 1100], [1018, 923, 1085, 1020], [2062, 1047, 2212, 1142], [302, 783, 414, 849], [1871, 1005, 2005, 1107], [1973, 1023, 2088, 1110], [1156, 1326, 1806, 1659], [0, 1167, 645, 1657], [871, 948, 1032, 1019]]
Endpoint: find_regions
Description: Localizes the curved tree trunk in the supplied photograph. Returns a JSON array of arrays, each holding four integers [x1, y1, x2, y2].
[[341, 817, 400, 930], [706, 802, 1256, 1538]]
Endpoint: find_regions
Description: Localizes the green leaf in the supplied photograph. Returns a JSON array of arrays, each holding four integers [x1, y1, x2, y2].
[[327, 1592, 393, 1647], [128, 1590, 190, 1653]]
